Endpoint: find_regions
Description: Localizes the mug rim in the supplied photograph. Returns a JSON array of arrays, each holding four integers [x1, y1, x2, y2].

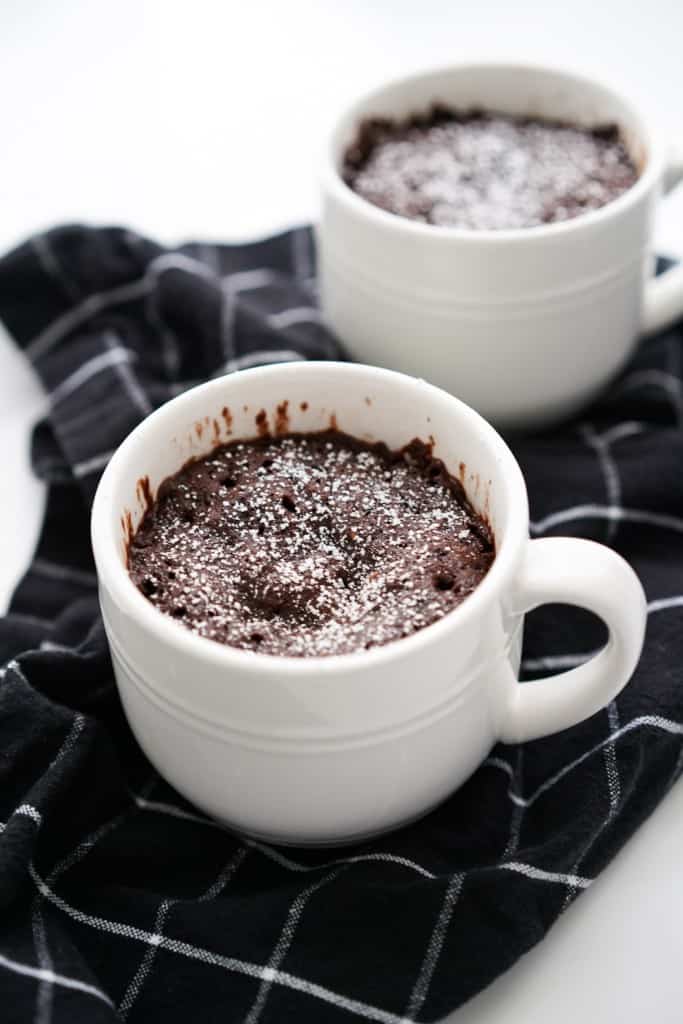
[[322, 58, 663, 244], [91, 362, 529, 678]]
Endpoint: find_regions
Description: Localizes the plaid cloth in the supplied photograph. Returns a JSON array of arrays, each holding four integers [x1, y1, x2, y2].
[[1, 225, 682, 1024]]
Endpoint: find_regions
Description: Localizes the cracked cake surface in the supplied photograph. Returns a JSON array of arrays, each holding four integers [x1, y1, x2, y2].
[[343, 106, 638, 230], [128, 430, 495, 657]]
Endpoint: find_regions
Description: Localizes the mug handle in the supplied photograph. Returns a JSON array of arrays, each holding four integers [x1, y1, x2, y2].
[[500, 537, 647, 744], [641, 148, 683, 336]]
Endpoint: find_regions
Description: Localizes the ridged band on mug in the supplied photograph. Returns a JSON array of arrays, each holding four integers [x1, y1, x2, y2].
[[321, 243, 646, 313], [105, 613, 523, 752]]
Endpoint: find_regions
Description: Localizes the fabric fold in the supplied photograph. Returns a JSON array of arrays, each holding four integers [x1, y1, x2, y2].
[[0, 225, 681, 1023]]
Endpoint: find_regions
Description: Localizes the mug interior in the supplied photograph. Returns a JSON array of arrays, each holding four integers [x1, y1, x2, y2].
[[330, 62, 654, 215], [92, 362, 528, 664]]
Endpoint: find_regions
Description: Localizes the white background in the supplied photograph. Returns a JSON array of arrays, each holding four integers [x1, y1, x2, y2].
[[1, 2, 683, 1020]]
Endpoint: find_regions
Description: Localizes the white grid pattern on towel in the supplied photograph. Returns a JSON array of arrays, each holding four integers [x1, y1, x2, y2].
[[485, 714, 683, 810], [503, 749, 525, 858], [0, 762, 604, 1024], [26, 251, 309, 378], [220, 269, 279, 358], [266, 307, 322, 330], [118, 846, 248, 1020], [5, 231, 683, 1023], [131, 791, 594, 892], [579, 421, 622, 543], [32, 558, 98, 588], [546, 421, 627, 909], [243, 866, 346, 1024], [48, 345, 135, 406], [103, 330, 153, 418], [26, 248, 322, 483], [117, 899, 173, 1020], [521, 593, 683, 679], [0, 952, 114, 1009], [531, 504, 683, 535], [404, 873, 464, 1021], [24, 846, 590, 1024], [133, 790, 439, 880], [72, 450, 117, 479], [27, 862, 409, 1024], [20, 713, 86, 1024]]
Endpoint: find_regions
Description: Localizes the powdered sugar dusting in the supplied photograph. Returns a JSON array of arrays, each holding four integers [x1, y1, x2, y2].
[[344, 108, 638, 231], [128, 432, 494, 657]]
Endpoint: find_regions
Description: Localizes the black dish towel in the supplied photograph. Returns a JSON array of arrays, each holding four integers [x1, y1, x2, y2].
[[1, 225, 683, 1024]]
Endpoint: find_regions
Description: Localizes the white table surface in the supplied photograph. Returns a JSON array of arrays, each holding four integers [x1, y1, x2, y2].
[[2, 1, 683, 1020]]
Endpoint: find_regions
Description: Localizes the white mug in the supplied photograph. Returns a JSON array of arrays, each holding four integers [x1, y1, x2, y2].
[[318, 63, 683, 430], [91, 362, 646, 846]]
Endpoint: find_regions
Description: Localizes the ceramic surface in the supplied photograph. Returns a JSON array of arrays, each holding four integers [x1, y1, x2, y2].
[[318, 63, 683, 429], [91, 363, 646, 844]]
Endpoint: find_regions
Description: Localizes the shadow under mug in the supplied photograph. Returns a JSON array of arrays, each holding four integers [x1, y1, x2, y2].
[[91, 362, 647, 845], [318, 62, 683, 431]]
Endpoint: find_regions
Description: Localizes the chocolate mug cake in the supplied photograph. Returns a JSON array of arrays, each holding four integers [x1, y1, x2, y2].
[[343, 105, 638, 230], [128, 430, 494, 657]]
